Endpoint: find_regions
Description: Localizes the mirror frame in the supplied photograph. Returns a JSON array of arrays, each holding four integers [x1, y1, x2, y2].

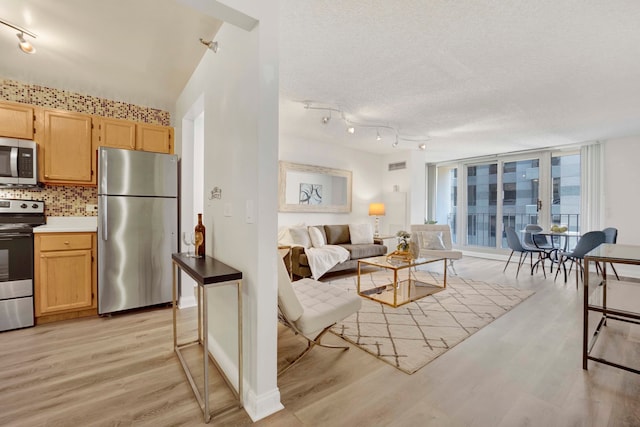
[[278, 161, 352, 213]]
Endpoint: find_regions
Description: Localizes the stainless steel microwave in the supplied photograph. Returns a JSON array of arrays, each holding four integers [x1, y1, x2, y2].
[[0, 137, 38, 186]]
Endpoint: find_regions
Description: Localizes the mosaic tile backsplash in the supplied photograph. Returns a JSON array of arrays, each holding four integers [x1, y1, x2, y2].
[[1, 79, 170, 125], [0, 186, 97, 217], [0, 79, 171, 216]]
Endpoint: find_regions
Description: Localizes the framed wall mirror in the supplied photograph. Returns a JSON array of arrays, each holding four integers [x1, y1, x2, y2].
[[278, 161, 352, 213]]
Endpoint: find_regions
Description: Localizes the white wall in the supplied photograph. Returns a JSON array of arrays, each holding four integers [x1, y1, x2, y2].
[[278, 136, 385, 228], [380, 150, 428, 229], [604, 137, 640, 245], [277, 138, 429, 240], [175, 0, 281, 421]]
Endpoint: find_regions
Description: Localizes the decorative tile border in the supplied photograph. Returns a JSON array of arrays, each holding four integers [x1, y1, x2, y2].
[[1, 79, 170, 125], [0, 79, 172, 216]]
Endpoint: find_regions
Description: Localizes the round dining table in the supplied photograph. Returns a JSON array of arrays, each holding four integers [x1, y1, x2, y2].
[[520, 229, 582, 274]]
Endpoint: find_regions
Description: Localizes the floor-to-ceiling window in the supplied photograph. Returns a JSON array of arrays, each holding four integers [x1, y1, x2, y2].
[[551, 153, 581, 231], [466, 163, 498, 247], [430, 148, 581, 251]]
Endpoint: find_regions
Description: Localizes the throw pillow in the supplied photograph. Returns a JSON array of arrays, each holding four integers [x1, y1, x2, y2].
[[289, 227, 311, 248], [324, 224, 350, 245], [418, 231, 446, 250], [308, 226, 326, 248], [349, 223, 374, 244]]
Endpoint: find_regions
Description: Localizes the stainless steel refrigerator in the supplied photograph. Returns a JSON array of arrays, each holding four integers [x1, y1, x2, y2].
[[97, 147, 178, 315]]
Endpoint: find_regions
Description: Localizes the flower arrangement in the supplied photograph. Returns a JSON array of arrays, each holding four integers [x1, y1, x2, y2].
[[396, 230, 411, 252]]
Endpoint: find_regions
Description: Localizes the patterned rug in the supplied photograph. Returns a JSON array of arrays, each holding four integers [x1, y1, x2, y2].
[[327, 270, 534, 374]]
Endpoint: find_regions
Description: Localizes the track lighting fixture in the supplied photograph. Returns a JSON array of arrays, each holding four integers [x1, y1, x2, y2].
[[302, 102, 430, 149], [0, 18, 37, 54], [199, 38, 219, 53]]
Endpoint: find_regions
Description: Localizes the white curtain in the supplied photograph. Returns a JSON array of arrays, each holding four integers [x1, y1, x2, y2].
[[580, 142, 605, 232]]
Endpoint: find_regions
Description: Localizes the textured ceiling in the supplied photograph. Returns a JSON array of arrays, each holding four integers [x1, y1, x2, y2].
[[1, 1, 640, 161], [279, 0, 640, 160], [0, 0, 222, 112]]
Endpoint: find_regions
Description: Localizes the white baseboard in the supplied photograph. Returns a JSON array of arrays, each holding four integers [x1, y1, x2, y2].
[[206, 333, 284, 422], [243, 388, 284, 422], [178, 295, 197, 308]]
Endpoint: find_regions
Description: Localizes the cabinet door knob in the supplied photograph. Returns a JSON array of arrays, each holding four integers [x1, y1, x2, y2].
[[64, 241, 70, 245]]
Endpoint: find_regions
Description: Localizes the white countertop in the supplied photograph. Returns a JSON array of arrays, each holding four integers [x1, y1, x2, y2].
[[34, 216, 98, 233]]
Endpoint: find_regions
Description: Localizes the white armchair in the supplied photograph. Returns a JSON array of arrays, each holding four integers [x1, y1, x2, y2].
[[410, 224, 462, 274], [277, 252, 361, 375]]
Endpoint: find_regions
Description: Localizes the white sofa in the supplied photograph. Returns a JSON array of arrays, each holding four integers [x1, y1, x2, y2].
[[410, 224, 462, 273]]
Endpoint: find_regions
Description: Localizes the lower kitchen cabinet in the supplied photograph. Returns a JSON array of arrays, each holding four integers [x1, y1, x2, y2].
[[34, 232, 97, 324]]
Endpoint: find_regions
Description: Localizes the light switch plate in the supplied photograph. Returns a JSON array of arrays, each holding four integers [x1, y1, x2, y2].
[[85, 204, 98, 212], [224, 203, 232, 217]]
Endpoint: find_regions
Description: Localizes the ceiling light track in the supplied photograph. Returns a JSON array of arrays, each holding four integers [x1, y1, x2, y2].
[[0, 18, 37, 54], [303, 102, 430, 150]]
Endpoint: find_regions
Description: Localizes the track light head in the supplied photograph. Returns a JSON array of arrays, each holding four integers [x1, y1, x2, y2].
[[347, 126, 355, 134], [17, 32, 35, 54], [418, 143, 426, 151], [199, 38, 219, 53], [0, 19, 37, 54], [376, 130, 382, 141]]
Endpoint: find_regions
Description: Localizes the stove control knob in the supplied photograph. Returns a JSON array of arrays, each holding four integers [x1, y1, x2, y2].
[[20, 203, 27, 209], [32, 203, 39, 209]]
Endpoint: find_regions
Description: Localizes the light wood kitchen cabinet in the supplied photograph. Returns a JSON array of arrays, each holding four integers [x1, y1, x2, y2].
[[96, 117, 136, 149], [136, 122, 173, 154], [95, 117, 173, 154], [0, 101, 35, 139], [41, 109, 95, 185], [34, 232, 97, 324]]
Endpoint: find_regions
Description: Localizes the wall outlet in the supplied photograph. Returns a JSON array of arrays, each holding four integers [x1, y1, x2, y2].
[[85, 204, 98, 212]]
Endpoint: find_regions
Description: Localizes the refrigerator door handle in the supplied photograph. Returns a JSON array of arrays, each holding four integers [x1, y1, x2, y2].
[[101, 195, 108, 241], [99, 148, 107, 193]]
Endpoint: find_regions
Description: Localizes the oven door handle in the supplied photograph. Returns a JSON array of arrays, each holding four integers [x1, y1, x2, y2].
[[0, 233, 31, 239]]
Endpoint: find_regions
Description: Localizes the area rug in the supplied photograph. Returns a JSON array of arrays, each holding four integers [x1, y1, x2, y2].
[[327, 270, 534, 374]]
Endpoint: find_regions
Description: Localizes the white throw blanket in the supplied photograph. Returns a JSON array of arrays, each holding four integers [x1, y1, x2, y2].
[[306, 245, 350, 279]]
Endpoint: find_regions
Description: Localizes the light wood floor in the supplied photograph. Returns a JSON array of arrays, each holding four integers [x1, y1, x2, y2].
[[1, 257, 639, 426]]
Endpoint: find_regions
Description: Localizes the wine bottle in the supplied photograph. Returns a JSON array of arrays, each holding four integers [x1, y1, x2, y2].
[[194, 213, 206, 258]]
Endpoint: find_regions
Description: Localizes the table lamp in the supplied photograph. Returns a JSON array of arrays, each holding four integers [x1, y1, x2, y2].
[[368, 202, 385, 237]]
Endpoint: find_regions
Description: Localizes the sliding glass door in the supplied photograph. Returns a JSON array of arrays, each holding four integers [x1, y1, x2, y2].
[[501, 158, 541, 248]]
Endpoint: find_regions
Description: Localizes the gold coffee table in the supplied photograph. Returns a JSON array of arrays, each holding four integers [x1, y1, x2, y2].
[[357, 255, 447, 308]]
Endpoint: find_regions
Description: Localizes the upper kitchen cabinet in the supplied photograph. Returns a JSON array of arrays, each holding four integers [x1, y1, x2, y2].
[[95, 118, 173, 154], [0, 101, 35, 139], [41, 109, 95, 185], [136, 123, 173, 154], [96, 117, 136, 150]]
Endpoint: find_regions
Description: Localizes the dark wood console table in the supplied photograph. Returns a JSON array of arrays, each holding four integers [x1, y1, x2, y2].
[[172, 253, 243, 423]]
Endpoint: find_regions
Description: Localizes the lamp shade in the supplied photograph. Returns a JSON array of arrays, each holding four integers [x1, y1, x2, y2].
[[368, 203, 385, 216]]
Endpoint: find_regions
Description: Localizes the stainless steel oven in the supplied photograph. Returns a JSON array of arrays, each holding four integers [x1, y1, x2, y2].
[[0, 199, 44, 332]]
